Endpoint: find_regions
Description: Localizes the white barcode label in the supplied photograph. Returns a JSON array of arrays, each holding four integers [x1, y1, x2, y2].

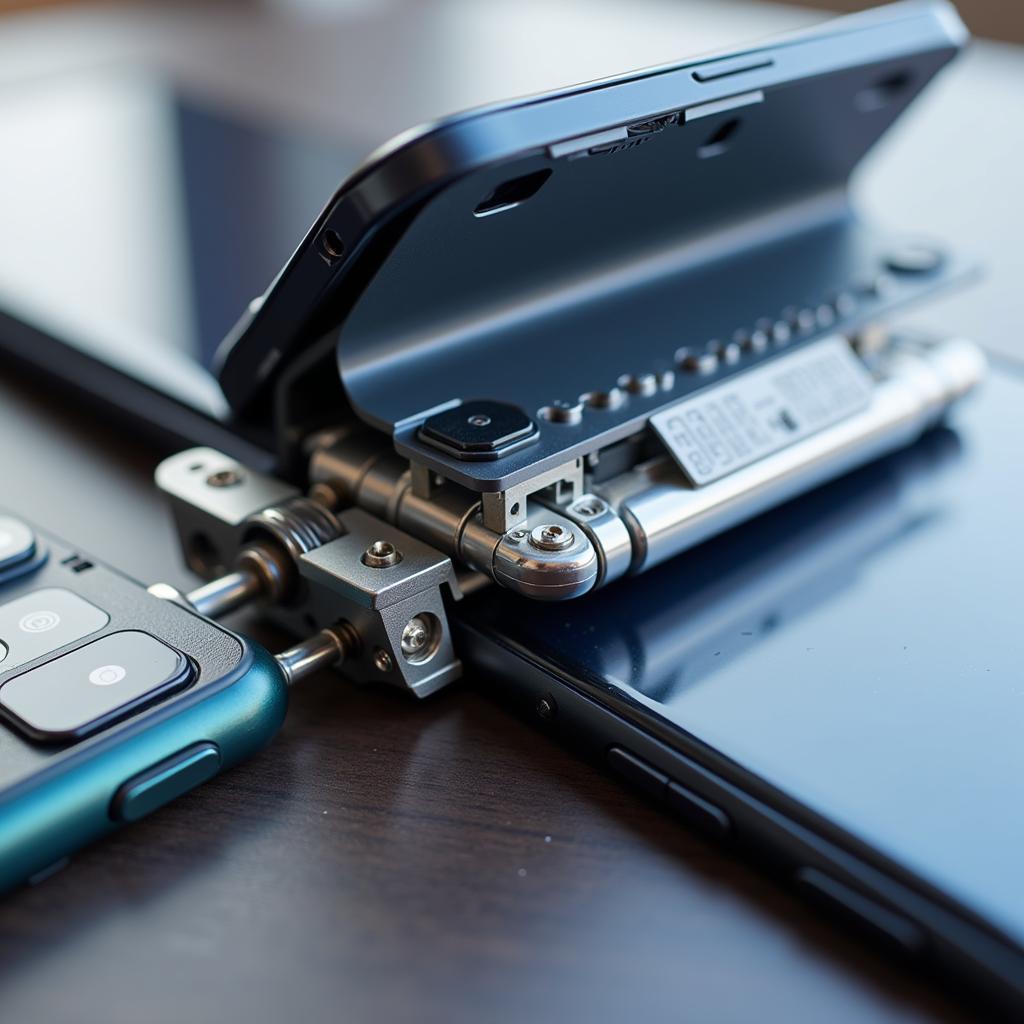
[[650, 336, 874, 486]]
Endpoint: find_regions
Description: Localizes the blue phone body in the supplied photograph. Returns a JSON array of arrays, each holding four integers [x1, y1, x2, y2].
[[0, 521, 288, 891], [455, 363, 1024, 1010]]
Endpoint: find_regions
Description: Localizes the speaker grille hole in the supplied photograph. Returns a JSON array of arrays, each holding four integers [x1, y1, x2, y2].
[[474, 169, 552, 217], [319, 228, 346, 265]]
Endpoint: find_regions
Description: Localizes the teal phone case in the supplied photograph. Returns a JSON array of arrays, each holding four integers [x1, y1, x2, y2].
[[0, 640, 287, 890], [0, 520, 289, 891]]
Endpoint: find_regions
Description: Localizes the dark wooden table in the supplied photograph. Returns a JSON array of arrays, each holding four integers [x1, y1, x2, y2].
[[0, 3, 1018, 1021], [0, 374, 969, 1023]]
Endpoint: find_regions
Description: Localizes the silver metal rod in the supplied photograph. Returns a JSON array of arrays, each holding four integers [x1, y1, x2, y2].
[[597, 337, 986, 575], [275, 627, 352, 687], [186, 568, 263, 618], [309, 336, 984, 596]]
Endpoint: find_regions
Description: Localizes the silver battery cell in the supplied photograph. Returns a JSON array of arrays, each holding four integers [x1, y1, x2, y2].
[[594, 336, 985, 575], [309, 335, 984, 597]]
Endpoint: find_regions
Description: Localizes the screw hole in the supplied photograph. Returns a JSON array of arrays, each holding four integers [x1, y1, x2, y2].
[[187, 533, 222, 576], [206, 468, 243, 488], [510, 502, 520, 517], [320, 228, 345, 264], [400, 612, 442, 665]]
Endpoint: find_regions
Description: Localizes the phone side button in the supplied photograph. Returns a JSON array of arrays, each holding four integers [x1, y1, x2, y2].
[[795, 867, 926, 955], [606, 746, 669, 800], [666, 780, 732, 840], [110, 743, 221, 823]]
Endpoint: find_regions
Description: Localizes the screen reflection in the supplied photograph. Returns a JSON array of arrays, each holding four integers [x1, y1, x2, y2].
[[464, 374, 1024, 948], [0, 70, 362, 416]]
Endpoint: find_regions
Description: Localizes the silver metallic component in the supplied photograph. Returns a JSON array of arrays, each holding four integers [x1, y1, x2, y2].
[[816, 303, 836, 328], [858, 273, 894, 298], [362, 540, 402, 568], [234, 542, 292, 605], [186, 568, 263, 619], [311, 441, 600, 600], [594, 336, 985, 574], [712, 340, 742, 365], [568, 496, 606, 518], [400, 614, 441, 663], [651, 335, 875, 488], [275, 625, 355, 687], [493, 506, 598, 600], [794, 307, 817, 334], [582, 388, 626, 410], [479, 456, 583, 534], [832, 291, 857, 317], [307, 480, 342, 510], [529, 524, 575, 551], [885, 244, 944, 275], [206, 468, 244, 488], [547, 493, 633, 587], [287, 333, 981, 613], [295, 508, 462, 696], [853, 323, 891, 356], [145, 582, 195, 611], [397, 484, 480, 559], [677, 349, 717, 374], [737, 327, 770, 354], [244, 498, 339, 565], [156, 448, 343, 613], [308, 431, 397, 509], [618, 373, 658, 397], [156, 447, 300, 576], [540, 400, 584, 425]]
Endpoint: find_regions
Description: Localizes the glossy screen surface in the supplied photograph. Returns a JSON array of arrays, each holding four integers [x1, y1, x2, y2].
[[463, 368, 1024, 948], [0, 71, 362, 418]]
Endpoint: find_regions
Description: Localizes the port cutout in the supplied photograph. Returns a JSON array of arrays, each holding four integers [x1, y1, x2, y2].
[[697, 118, 740, 159], [319, 228, 346, 265], [474, 169, 552, 218], [855, 70, 912, 113]]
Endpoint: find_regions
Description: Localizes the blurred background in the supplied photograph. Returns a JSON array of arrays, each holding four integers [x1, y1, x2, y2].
[[796, 0, 1023, 42], [1, 0, 1021, 43], [0, 0, 1019, 379]]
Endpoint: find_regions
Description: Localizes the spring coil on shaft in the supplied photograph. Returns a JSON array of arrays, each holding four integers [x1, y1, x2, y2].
[[185, 498, 342, 618], [244, 498, 341, 561]]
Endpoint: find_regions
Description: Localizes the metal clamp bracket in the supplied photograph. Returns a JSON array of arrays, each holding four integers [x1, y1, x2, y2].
[[155, 447, 463, 698], [294, 509, 462, 697]]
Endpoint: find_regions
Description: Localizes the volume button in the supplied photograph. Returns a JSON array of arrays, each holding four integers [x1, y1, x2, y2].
[[110, 743, 221, 823], [795, 867, 925, 954], [606, 746, 669, 800], [666, 780, 732, 839]]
